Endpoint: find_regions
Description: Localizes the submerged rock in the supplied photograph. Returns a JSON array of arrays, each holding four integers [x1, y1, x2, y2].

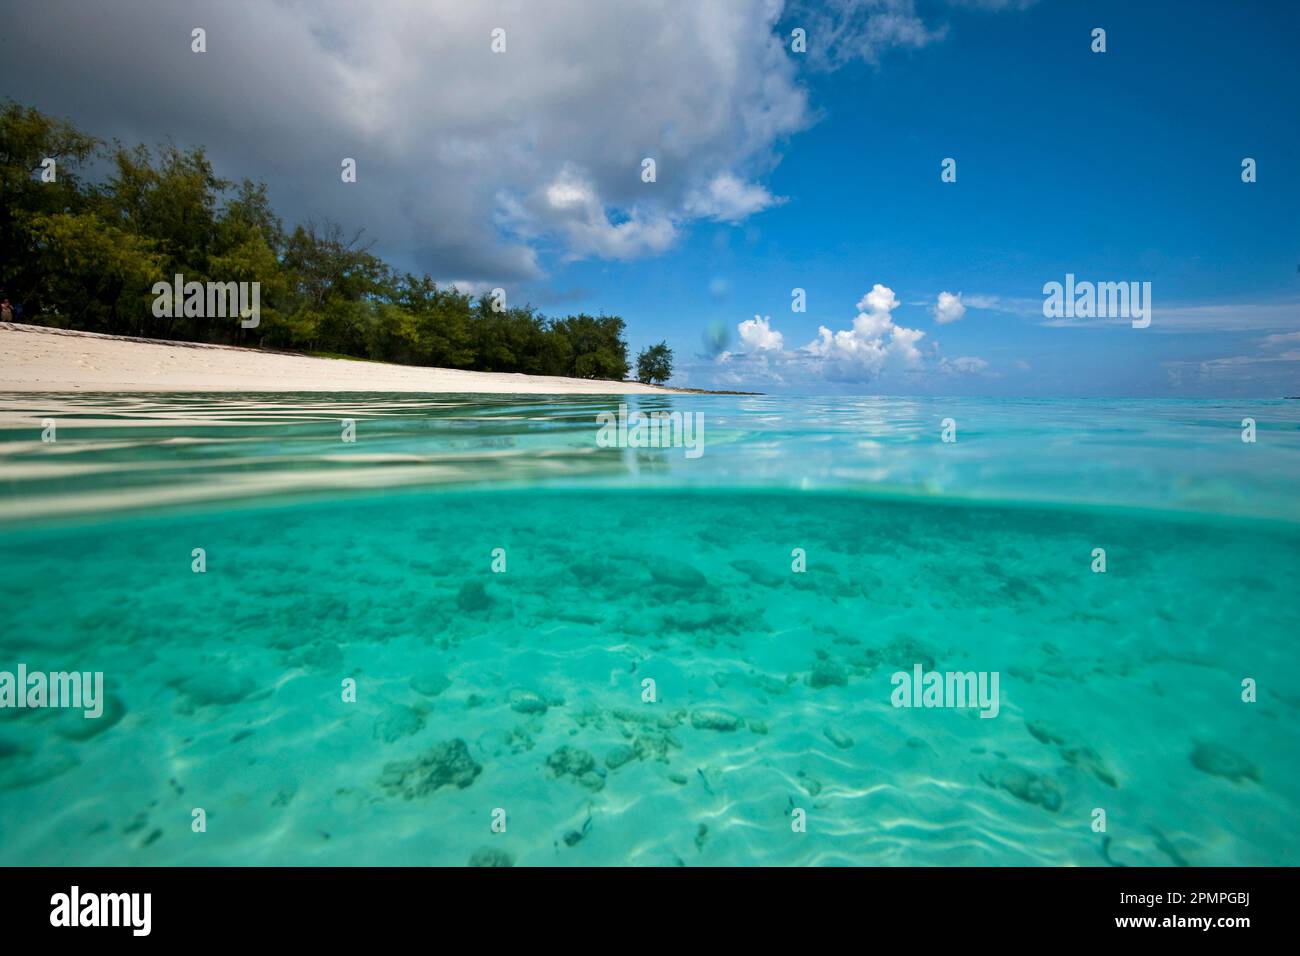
[[605, 745, 637, 770], [1026, 720, 1069, 746], [504, 726, 535, 754], [410, 672, 452, 698], [880, 637, 937, 671], [508, 689, 548, 715], [1061, 745, 1118, 788], [807, 659, 848, 689], [547, 745, 605, 789], [380, 738, 481, 798], [547, 745, 595, 778], [1190, 741, 1259, 783], [374, 706, 425, 743], [980, 763, 1063, 812], [625, 728, 682, 763], [650, 562, 707, 590], [823, 725, 854, 750], [456, 580, 492, 613], [1025, 722, 1118, 788], [690, 708, 742, 732], [468, 846, 514, 867], [729, 559, 784, 588], [797, 769, 823, 797], [695, 823, 709, 852]]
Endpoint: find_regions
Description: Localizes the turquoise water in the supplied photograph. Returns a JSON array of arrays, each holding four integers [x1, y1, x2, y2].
[[1, 393, 1298, 866]]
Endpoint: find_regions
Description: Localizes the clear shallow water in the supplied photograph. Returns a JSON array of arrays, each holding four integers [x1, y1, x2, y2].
[[0, 393, 1298, 866]]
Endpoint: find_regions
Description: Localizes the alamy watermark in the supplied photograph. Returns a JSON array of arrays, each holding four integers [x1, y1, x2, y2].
[[596, 404, 704, 459], [0, 664, 104, 718], [151, 273, 260, 328], [891, 664, 1000, 718], [1043, 273, 1150, 328], [50, 886, 151, 936]]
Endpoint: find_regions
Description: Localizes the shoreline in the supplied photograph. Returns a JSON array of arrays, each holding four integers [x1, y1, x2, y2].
[[1, 323, 760, 394]]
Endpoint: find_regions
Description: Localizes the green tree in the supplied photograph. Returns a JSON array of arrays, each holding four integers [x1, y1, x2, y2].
[[392, 274, 474, 367], [551, 313, 630, 380], [0, 101, 638, 382], [0, 100, 101, 319], [635, 341, 673, 385], [92, 140, 231, 338], [280, 221, 389, 353], [23, 210, 164, 334]]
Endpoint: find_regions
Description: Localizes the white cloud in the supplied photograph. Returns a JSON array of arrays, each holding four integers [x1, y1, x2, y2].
[[940, 355, 989, 375], [716, 283, 977, 385], [933, 290, 966, 324], [5, 0, 1041, 288], [491, 164, 678, 261], [802, 284, 927, 379], [2, 0, 813, 281], [685, 172, 784, 223], [1163, 324, 1300, 392], [856, 283, 902, 318], [792, 0, 944, 69], [545, 175, 596, 211], [1260, 331, 1300, 348], [736, 314, 785, 352]]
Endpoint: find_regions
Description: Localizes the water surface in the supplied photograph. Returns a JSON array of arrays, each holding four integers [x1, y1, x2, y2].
[[1, 394, 1296, 865]]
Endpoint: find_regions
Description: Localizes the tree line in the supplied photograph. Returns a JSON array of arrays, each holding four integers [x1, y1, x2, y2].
[[0, 101, 674, 383]]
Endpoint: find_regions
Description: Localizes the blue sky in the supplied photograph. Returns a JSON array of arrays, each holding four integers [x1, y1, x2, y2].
[[562, 1, 1300, 395], [4, 0, 1297, 395]]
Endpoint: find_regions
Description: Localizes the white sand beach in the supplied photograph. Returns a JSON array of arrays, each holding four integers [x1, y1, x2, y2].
[[0, 323, 667, 394]]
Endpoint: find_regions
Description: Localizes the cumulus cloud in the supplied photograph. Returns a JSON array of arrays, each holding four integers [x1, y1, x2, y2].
[[803, 284, 927, 379], [685, 172, 784, 223], [715, 283, 984, 386], [735, 314, 785, 352], [0, 0, 811, 282], [527, 165, 680, 261], [933, 290, 967, 324], [2, 0, 1040, 294]]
